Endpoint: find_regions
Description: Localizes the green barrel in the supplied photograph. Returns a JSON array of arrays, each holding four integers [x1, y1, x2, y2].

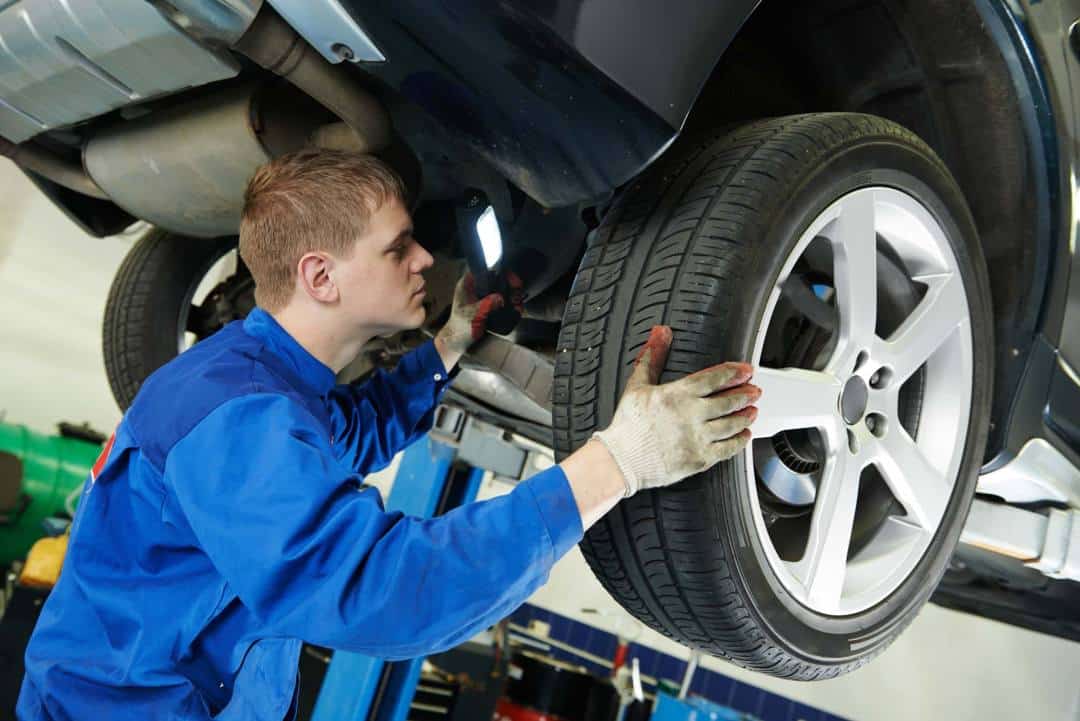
[[0, 423, 101, 566]]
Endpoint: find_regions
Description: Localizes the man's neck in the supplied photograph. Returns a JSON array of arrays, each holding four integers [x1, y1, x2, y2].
[[271, 305, 373, 374]]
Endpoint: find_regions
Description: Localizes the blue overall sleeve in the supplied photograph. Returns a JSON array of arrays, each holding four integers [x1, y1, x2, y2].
[[165, 393, 582, 659], [327, 340, 451, 474]]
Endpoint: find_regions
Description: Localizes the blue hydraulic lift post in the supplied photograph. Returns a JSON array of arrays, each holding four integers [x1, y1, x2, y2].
[[310, 436, 485, 721]]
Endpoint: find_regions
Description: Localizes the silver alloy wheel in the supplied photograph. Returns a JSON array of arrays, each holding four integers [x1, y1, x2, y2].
[[749, 187, 974, 616]]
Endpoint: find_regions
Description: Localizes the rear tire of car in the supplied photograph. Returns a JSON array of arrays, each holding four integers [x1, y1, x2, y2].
[[103, 229, 236, 410], [553, 114, 993, 679]]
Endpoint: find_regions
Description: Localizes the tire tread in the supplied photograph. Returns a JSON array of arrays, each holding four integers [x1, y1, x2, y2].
[[554, 114, 950, 679]]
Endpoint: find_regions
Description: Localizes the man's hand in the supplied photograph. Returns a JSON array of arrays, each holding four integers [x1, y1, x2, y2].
[[433, 272, 524, 371], [593, 325, 760, 497]]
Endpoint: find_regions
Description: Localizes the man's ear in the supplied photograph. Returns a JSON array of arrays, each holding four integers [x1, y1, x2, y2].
[[297, 252, 339, 304]]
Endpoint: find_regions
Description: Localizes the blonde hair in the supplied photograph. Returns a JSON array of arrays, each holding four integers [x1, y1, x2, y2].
[[239, 149, 406, 312]]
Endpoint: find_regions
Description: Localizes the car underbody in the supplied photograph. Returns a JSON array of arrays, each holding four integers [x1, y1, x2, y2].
[[2, 0, 1079, 675]]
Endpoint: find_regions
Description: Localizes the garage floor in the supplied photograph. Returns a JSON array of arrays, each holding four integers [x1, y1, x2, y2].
[[528, 539, 1080, 721], [4, 161, 1080, 720]]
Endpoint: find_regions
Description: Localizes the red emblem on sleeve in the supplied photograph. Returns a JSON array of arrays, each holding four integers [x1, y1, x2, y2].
[[90, 432, 117, 483]]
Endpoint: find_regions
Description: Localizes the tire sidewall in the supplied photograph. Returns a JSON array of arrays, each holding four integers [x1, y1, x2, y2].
[[103, 230, 237, 410], [707, 138, 993, 662], [146, 238, 235, 368]]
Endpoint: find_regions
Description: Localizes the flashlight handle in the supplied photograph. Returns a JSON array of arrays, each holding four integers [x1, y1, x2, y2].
[[475, 270, 520, 336], [485, 303, 520, 336], [473, 268, 496, 299]]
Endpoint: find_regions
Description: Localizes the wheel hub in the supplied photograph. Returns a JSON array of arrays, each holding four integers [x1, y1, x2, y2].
[[840, 375, 869, 425], [747, 186, 974, 616]]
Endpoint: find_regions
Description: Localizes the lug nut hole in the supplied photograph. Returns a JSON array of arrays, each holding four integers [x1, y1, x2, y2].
[[870, 367, 894, 389], [866, 413, 887, 438], [854, 350, 870, 374]]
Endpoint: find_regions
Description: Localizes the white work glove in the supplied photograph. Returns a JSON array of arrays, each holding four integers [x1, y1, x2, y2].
[[593, 325, 760, 497], [436, 271, 525, 356]]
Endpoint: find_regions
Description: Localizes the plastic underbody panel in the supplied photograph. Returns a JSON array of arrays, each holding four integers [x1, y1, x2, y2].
[[0, 0, 239, 143]]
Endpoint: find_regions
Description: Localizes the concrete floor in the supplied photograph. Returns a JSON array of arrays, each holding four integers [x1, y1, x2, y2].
[[527, 535, 1080, 721], [4, 160, 1080, 720]]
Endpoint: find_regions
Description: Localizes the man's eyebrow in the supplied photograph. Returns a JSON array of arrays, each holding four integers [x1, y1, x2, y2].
[[384, 227, 414, 250]]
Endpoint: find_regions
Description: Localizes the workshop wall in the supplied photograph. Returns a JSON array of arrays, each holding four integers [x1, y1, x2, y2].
[[0, 163, 131, 436]]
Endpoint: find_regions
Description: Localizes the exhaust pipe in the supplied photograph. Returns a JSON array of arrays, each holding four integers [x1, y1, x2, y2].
[[2, 4, 392, 226], [0, 136, 108, 200], [234, 6, 391, 154]]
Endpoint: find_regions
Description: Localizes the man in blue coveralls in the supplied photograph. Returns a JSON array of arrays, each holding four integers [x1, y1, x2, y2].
[[18, 149, 760, 720]]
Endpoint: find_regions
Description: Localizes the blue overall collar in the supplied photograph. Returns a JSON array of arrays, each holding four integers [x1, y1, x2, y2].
[[243, 308, 336, 396]]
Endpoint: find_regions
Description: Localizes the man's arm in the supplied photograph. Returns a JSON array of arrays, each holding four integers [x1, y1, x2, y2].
[[169, 326, 756, 661], [327, 340, 451, 474], [328, 272, 515, 474], [432, 333, 465, 377], [559, 439, 629, 527], [168, 392, 583, 660]]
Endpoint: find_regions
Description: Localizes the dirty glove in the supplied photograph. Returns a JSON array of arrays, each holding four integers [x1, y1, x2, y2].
[[436, 272, 525, 355], [592, 325, 760, 497]]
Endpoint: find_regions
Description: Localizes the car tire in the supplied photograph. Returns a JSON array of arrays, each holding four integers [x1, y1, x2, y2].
[[103, 229, 239, 410], [553, 114, 993, 679]]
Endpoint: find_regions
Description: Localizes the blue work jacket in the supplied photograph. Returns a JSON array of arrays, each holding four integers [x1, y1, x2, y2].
[[18, 308, 582, 720]]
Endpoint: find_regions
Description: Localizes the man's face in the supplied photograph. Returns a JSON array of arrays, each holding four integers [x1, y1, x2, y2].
[[334, 197, 434, 335]]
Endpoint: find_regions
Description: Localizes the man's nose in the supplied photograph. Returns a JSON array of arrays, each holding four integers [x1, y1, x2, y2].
[[413, 244, 435, 272]]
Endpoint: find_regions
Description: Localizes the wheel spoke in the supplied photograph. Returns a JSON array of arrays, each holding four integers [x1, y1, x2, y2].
[[793, 451, 862, 613], [874, 271, 966, 383], [871, 428, 949, 532], [751, 367, 842, 438], [780, 275, 836, 331], [829, 191, 878, 352], [749, 187, 973, 615]]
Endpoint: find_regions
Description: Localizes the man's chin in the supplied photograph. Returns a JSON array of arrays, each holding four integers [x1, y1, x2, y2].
[[405, 306, 427, 331], [372, 311, 426, 338]]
